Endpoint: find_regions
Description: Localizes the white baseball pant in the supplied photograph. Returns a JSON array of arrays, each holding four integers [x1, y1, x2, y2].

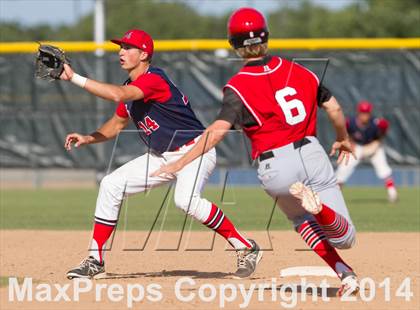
[[94, 136, 217, 225], [336, 143, 392, 183], [257, 136, 356, 250]]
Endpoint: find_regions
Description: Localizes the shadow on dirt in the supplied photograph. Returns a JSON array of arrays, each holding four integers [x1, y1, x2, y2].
[[100, 269, 232, 279], [272, 284, 340, 298]]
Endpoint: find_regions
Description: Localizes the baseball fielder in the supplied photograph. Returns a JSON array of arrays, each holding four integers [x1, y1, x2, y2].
[[336, 101, 398, 202], [60, 29, 261, 279], [153, 8, 359, 296]]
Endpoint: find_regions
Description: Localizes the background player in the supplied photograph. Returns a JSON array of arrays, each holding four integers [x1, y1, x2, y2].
[[60, 29, 261, 279], [336, 101, 398, 202], [153, 7, 359, 296]]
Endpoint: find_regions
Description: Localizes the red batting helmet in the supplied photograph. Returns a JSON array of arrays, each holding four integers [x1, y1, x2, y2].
[[357, 101, 373, 113], [227, 7, 269, 49]]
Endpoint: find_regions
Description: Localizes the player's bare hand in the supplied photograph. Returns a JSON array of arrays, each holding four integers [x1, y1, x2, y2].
[[150, 161, 183, 179], [329, 139, 356, 165], [64, 133, 91, 151], [60, 64, 74, 81]]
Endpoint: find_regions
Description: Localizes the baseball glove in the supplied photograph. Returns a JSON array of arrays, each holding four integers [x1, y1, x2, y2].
[[35, 44, 70, 81]]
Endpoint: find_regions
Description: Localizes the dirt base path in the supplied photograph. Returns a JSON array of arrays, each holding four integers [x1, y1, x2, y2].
[[1, 230, 419, 309]]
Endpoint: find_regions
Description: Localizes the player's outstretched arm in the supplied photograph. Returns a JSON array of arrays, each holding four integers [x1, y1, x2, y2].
[[60, 64, 144, 103], [322, 96, 356, 164], [64, 114, 129, 151], [151, 120, 232, 177]]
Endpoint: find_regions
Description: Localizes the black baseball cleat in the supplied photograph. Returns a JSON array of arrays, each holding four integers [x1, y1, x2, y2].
[[233, 239, 263, 279], [66, 256, 105, 279]]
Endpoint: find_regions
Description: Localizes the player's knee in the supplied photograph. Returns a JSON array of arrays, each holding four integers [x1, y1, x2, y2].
[[174, 193, 209, 221], [100, 174, 113, 190], [337, 235, 356, 249], [377, 168, 392, 180], [331, 227, 356, 249], [293, 214, 315, 232], [100, 174, 115, 191], [95, 174, 126, 220], [99, 174, 125, 194], [174, 193, 197, 215]]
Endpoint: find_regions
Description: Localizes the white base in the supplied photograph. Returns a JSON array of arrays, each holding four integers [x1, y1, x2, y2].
[[280, 266, 337, 278]]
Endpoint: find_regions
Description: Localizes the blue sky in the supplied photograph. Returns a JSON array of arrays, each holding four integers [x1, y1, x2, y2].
[[0, 0, 355, 26]]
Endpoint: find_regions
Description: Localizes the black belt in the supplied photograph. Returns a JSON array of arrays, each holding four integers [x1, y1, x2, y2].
[[259, 138, 311, 162]]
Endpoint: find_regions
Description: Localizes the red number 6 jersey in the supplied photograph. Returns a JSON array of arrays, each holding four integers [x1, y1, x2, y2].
[[224, 56, 320, 159]]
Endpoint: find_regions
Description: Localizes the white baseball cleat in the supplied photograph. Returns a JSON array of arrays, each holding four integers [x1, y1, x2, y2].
[[337, 271, 360, 297], [387, 187, 398, 203], [289, 182, 322, 214]]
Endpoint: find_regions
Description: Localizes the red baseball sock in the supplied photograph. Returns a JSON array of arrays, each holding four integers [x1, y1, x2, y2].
[[203, 204, 251, 250], [299, 220, 352, 276], [384, 177, 395, 189], [90, 218, 117, 263], [313, 204, 349, 240]]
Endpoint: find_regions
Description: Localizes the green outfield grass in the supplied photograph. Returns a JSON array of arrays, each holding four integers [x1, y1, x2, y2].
[[0, 276, 9, 288], [0, 276, 30, 288], [0, 187, 418, 231]]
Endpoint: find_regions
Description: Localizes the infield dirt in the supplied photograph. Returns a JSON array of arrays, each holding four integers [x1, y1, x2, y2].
[[0, 230, 419, 309]]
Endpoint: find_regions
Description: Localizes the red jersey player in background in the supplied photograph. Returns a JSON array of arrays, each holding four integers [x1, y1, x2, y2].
[[336, 101, 398, 202], [153, 8, 360, 296]]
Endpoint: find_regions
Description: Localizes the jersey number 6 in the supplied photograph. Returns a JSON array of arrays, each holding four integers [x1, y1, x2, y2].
[[275, 86, 306, 125]]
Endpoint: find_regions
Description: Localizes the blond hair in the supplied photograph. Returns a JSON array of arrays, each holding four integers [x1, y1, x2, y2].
[[235, 43, 268, 59]]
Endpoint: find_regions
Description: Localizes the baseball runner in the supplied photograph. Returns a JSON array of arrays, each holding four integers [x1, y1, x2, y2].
[[336, 101, 398, 202], [153, 8, 359, 296], [58, 29, 261, 279]]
